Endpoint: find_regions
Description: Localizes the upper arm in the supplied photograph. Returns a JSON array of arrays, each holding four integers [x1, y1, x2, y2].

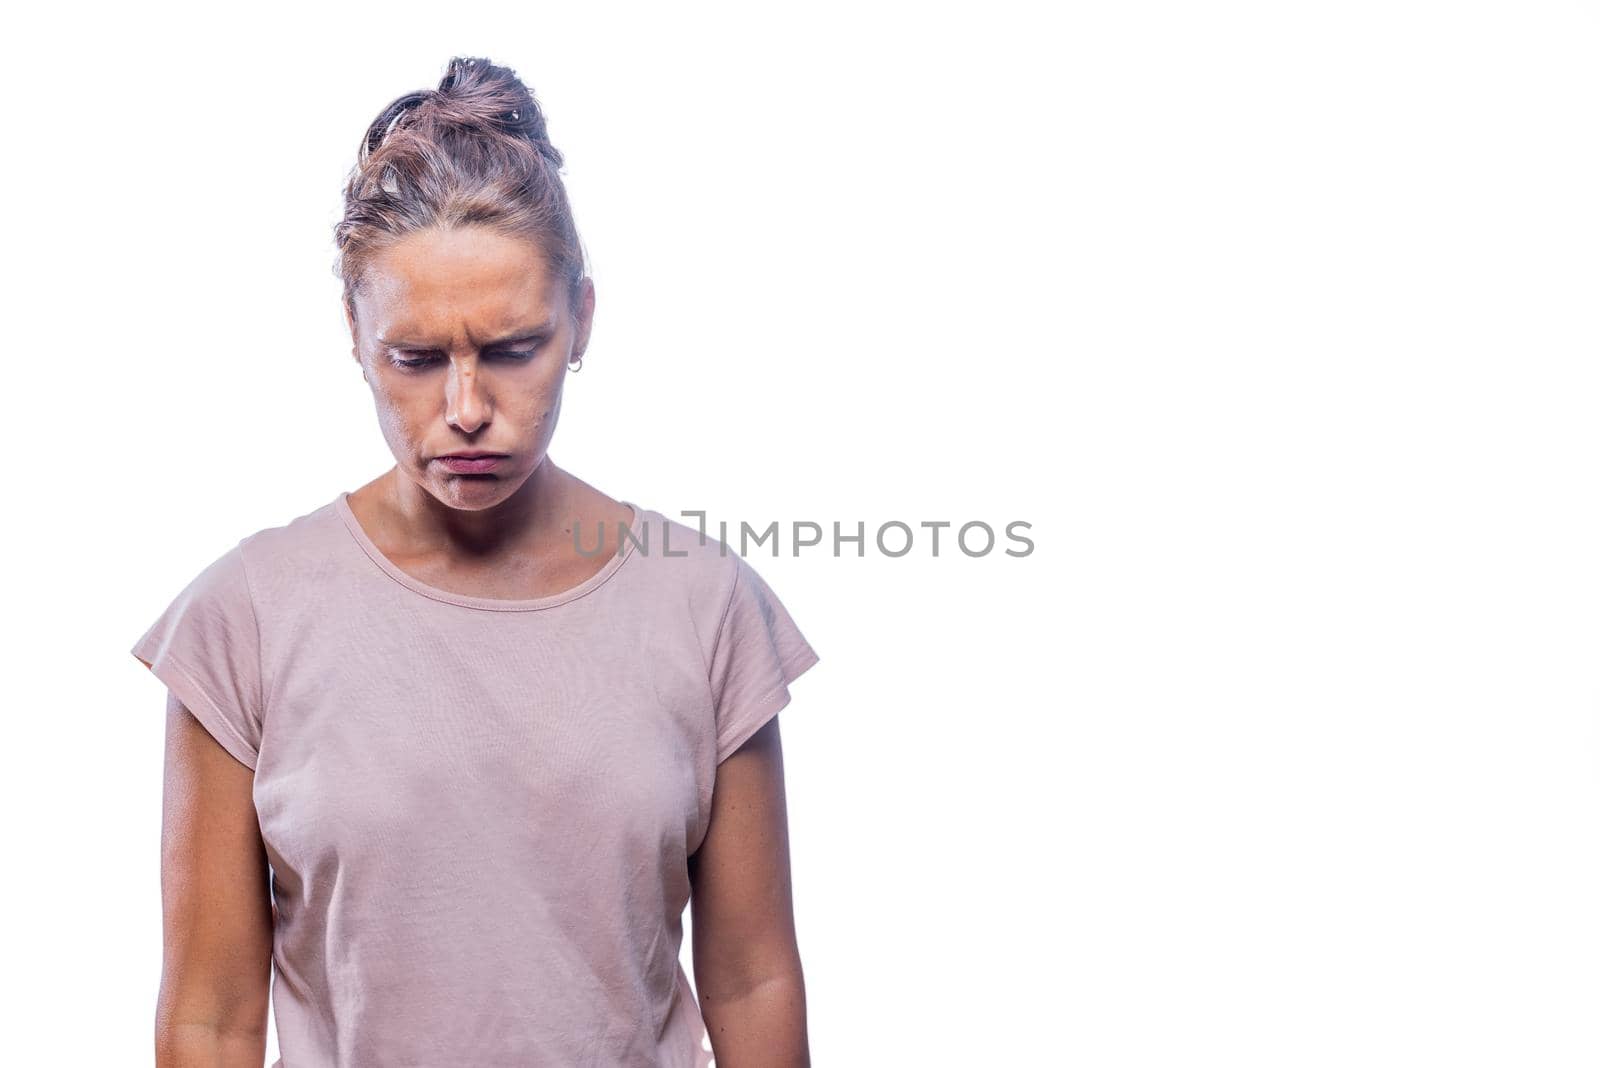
[[155, 685, 273, 1050], [689, 714, 803, 1000]]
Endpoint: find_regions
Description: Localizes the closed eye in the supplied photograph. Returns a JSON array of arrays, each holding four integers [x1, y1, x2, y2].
[[389, 345, 541, 371]]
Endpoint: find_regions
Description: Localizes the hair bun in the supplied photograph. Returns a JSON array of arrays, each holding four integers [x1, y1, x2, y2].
[[428, 55, 563, 169]]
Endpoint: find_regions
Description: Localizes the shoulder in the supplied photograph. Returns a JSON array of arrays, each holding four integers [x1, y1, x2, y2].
[[626, 507, 804, 653], [631, 507, 771, 608], [232, 494, 350, 590], [628, 509, 820, 764], [625, 508, 738, 621], [143, 495, 343, 628]]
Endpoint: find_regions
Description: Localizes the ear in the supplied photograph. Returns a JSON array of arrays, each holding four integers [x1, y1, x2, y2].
[[342, 295, 359, 351], [569, 277, 596, 359]]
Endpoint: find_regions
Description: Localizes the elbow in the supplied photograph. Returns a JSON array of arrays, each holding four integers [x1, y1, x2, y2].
[[696, 954, 806, 1006], [155, 976, 270, 1067]]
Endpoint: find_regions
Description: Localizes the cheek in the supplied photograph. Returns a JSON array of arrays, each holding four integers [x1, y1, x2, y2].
[[369, 386, 430, 452], [540, 390, 566, 434], [521, 379, 564, 427]]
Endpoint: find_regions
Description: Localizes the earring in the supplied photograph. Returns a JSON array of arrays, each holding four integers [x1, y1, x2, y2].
[[569, 356, 584, 373]]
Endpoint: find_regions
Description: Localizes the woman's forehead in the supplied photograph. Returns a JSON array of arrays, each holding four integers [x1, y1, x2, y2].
[[356, 231, 562, 339], [371, 226, 551, 289]]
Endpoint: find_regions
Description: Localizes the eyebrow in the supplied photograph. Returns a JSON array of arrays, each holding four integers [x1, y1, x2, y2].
[[378, 321, 555, 349]]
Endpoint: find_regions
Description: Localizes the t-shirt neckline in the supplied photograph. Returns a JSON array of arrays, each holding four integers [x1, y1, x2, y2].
[[333, 490, 645, 612]]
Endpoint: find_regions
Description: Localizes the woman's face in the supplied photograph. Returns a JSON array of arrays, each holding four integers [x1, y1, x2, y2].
[[345, 225, 592, 510]]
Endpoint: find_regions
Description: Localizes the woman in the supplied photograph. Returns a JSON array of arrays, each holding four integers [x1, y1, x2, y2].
[[131, 56, 819, 1067]]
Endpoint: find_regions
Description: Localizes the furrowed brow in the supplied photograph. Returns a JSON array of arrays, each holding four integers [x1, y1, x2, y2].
[[377, 321, 555, 350]]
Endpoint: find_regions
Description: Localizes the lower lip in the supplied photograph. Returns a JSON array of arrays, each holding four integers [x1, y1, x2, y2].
[[437, 455, 505, 473]]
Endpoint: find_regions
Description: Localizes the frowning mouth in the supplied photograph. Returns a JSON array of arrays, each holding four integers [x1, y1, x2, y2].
[[436, 452, 507, 473]]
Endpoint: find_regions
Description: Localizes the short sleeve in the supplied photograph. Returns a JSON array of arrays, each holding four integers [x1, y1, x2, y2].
[[129, 543, 264, 770], [708, 553, 820, 764]]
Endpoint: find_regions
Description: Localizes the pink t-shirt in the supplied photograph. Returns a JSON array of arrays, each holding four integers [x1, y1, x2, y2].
[[130, 491, 820, 1067]]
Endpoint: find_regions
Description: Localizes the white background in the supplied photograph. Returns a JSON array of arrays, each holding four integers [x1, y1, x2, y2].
[[5, 2, 1598, 1064]]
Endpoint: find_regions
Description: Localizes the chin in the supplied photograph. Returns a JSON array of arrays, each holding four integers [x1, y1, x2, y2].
[[428, 472, 514, 504]]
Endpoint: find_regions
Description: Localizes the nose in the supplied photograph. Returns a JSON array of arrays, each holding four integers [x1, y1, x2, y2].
[[444, 354, 492, 434]]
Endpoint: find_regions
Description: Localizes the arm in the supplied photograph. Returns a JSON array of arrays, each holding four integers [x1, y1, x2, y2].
[[688, 715, 810, 1068], [154, 686, 274, 1066]]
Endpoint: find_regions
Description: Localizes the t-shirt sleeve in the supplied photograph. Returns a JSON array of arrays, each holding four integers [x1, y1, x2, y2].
[[708, 553, 820, 764], [129, 543, 265, 770]]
